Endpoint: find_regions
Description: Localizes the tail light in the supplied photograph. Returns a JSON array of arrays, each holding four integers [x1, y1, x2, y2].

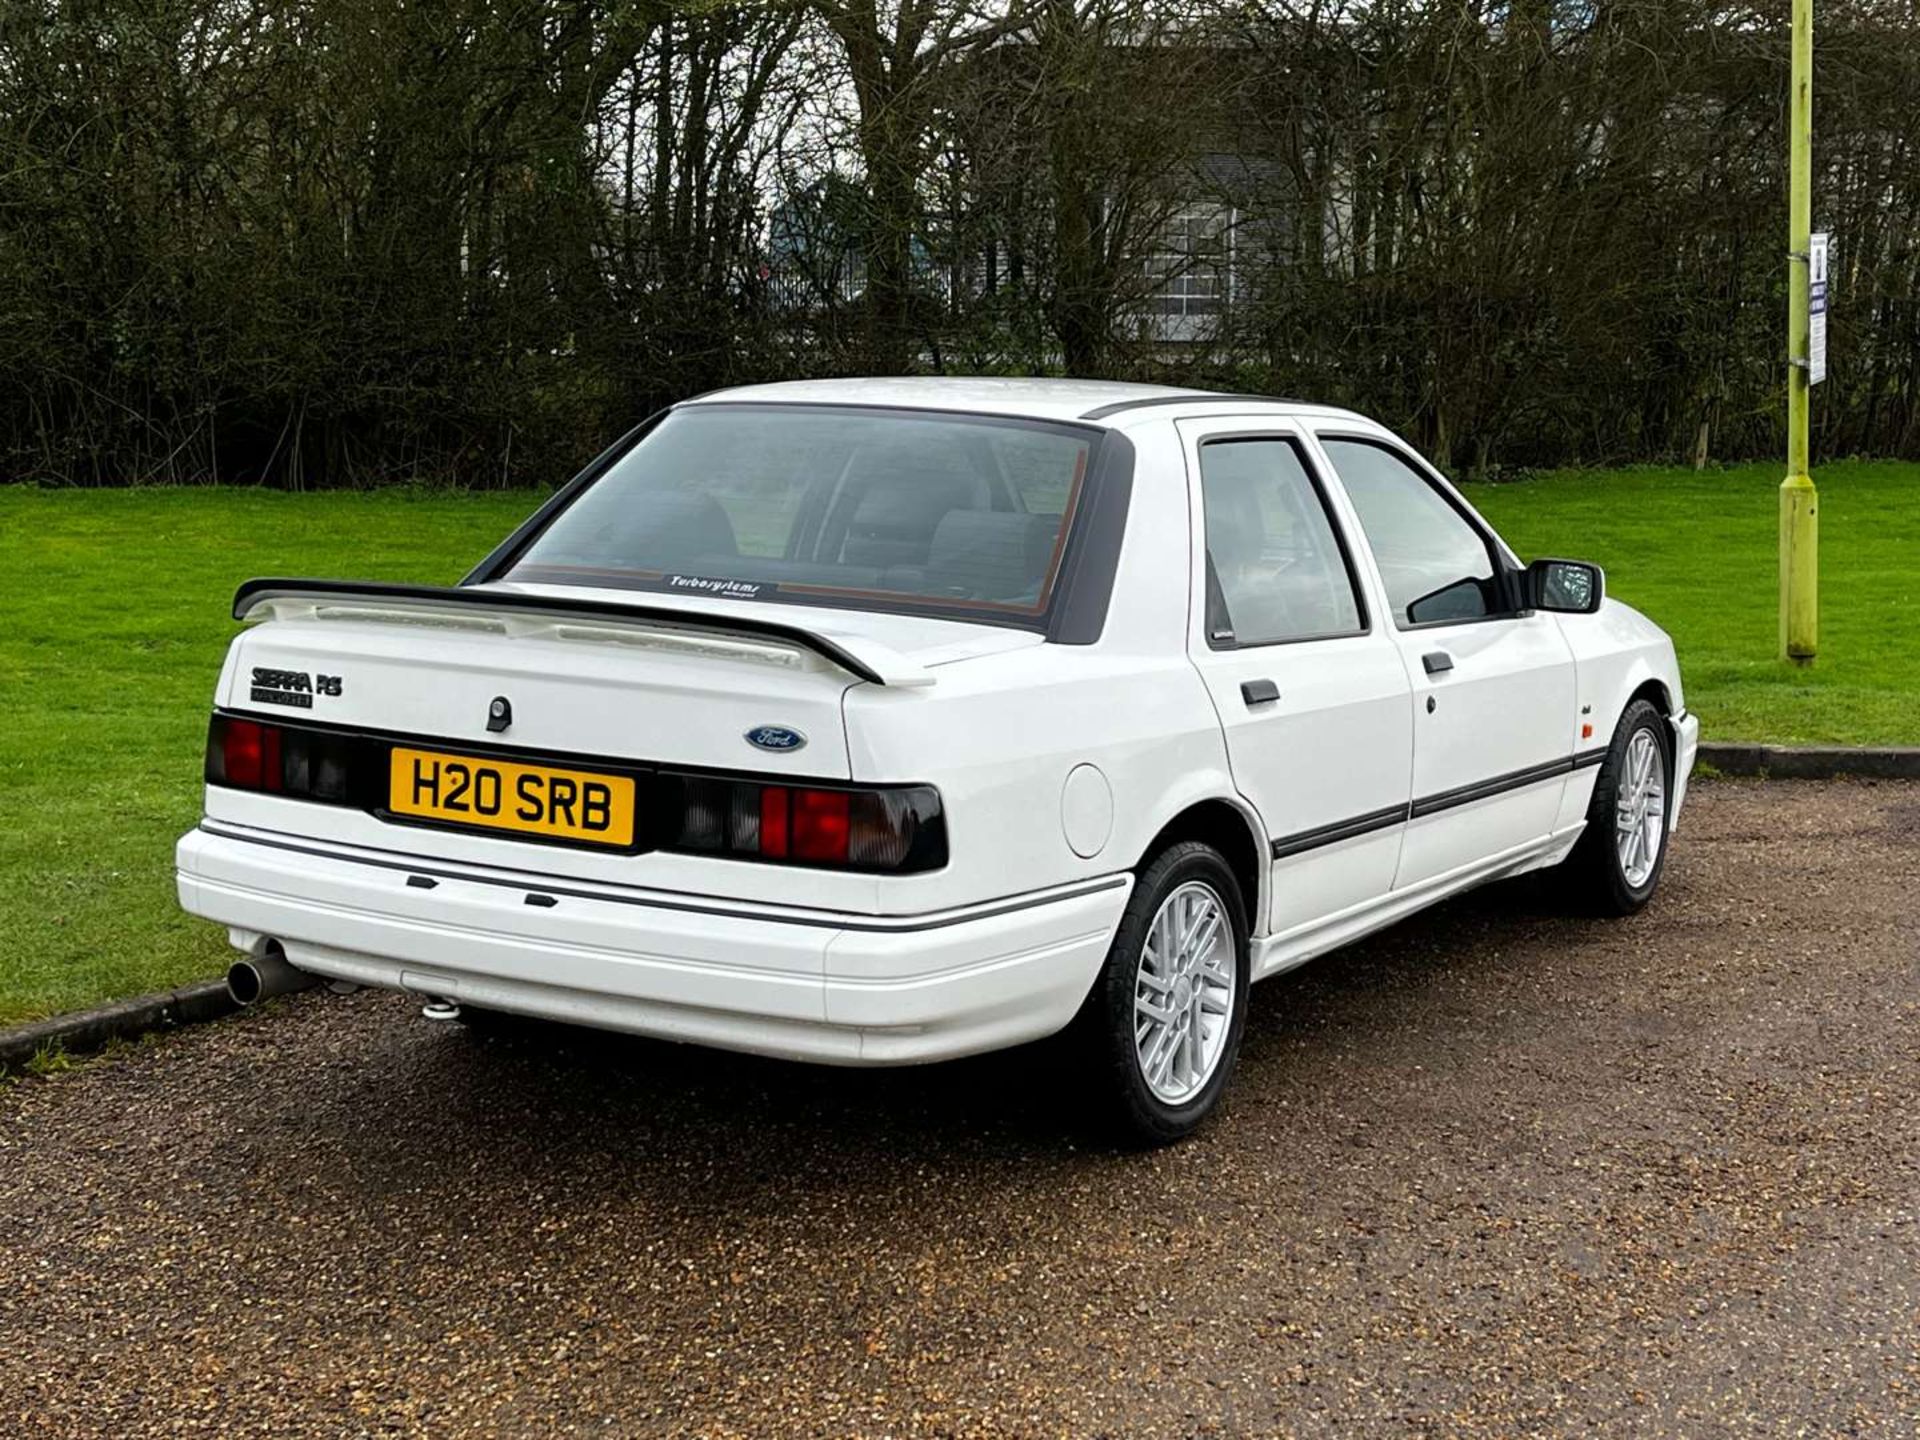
[[208, 715, 280, 791], [656, 773, 944, 873], [205, 713, 947, 874], [205, 714, 359, 802]]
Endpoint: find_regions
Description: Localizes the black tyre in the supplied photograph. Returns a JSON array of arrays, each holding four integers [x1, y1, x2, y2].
[[1560, 697, 1673, 915], [1076, 841, 1250, 1146]]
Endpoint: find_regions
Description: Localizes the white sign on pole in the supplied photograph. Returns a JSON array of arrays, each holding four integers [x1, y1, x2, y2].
[[1809, 232, 1829, 385]]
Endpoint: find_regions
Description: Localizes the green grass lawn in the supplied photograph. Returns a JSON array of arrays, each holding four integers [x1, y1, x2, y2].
[[1464, 460, 1920, 747], [1, 488, 538, 1026], [2, 463, 1916, 1026]]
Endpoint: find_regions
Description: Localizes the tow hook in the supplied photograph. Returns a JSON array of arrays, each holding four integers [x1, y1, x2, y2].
[[420, 997, 462, 1023]]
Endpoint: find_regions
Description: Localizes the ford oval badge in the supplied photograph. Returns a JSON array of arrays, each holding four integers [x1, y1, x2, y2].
[[745, 725, 807, 753]]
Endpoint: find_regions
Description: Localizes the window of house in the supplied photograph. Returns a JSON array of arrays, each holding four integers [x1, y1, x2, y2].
[[1147, 203, 1234, 318]]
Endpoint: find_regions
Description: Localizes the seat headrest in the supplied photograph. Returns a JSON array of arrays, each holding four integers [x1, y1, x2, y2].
[[600, 492, 738, 568], [842, 484, 970, 568], [926, 511, 1059, 599]]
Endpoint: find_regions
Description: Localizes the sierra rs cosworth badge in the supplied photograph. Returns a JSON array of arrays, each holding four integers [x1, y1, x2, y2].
[[249, 667, 342, 709]]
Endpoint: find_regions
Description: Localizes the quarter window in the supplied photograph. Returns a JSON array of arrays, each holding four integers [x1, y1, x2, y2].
[[1320, 439, 1504, 626], [1198, 438, 1364, 646]]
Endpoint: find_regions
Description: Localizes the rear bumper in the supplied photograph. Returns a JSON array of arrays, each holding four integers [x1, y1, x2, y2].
[[176, 824, 1128, 1065]]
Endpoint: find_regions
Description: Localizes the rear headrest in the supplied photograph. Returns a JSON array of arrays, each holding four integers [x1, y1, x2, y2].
[[601, 492, 738, 567], [841, 484, 969, 568], [926, 511, 1059, 599]]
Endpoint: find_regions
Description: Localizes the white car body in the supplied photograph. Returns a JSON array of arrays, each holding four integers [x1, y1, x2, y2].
[[177, 379, 1699, 1069]]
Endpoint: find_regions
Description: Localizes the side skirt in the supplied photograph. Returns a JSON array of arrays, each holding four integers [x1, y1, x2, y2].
[[1250, 822, 1587, 982]]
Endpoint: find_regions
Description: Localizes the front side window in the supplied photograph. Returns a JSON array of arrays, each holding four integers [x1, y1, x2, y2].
[[1320, 439, 1504, 626], [506, 407, 1094, 623], [1199, 438, 1364, 646]]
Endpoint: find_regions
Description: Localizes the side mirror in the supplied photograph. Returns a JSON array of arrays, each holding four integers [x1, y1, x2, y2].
[[1526, 558, 1604, 614]]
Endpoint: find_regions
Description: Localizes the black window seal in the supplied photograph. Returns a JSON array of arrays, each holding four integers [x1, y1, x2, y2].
[[1046, 428, 1134, 645], [1079, 391, 1305, 421], [1192, 430, 1372, 652], [460, 401, 1127, 641], [1314, 431, 1530, 631], [682, 398, 1109, 436]]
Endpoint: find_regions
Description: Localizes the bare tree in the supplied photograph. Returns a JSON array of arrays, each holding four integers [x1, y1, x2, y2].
[[6, 0, 1920, 485]]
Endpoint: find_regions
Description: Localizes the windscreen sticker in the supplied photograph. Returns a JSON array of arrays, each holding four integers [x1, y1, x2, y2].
[[665, 574, 770, 600]]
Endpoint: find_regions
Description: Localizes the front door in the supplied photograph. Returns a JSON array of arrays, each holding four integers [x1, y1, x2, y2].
[[1313, 434, 1578, 889], [1178, 422, 1414, 941]]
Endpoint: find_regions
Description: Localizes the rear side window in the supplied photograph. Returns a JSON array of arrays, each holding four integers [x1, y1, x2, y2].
[[1319, 438, 1503, 627], [506, 408, 1093, 622], [1198, 438, 1364, 646]]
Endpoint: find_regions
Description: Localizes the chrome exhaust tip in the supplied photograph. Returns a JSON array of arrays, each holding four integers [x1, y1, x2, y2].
[[226, 940, 321, 1006], [420, 998, 462, 1023]]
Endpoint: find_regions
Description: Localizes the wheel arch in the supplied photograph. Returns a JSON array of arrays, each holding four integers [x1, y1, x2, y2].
[[1134, 797, 1267, 937], [1626, 676, 1674, 718], [1614, 675, 1678, 760], [1584, 649, 1678, 745]]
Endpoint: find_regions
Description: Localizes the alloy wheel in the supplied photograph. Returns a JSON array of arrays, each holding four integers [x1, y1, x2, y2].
[[1132, 881, 1237, 1104], [1615, 728, 1667, 889]]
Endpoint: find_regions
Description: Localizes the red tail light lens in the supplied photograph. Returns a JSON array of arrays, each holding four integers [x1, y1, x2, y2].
[[209, 715, 281, 791], [759, 787, 790, 858], [223, 718, 265, 787], [791, 789, 851, 863]]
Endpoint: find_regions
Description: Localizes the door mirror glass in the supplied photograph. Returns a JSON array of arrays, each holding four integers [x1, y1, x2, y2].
[[1527, 558, 1604, 613]]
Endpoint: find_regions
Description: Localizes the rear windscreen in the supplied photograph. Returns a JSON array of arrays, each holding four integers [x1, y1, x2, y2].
[[505, 406, 1094, 622]]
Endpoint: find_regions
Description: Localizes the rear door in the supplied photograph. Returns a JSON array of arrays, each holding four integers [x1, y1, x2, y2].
[[1311, 433, 1578, 889], [1178, 420, 1414, 940]]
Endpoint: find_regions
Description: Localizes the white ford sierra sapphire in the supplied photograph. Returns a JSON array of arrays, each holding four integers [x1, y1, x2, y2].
[[178, 379, 1698, 1142]]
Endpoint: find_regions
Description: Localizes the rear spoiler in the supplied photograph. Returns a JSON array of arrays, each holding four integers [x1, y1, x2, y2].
[[230, 579, 935, 688]]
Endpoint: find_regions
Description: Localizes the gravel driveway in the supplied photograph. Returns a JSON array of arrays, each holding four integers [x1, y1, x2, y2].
[[3, 779, 1917, 1437]]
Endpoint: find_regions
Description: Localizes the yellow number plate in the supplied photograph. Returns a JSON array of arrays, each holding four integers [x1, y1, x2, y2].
[[388, 747, 636, 848]]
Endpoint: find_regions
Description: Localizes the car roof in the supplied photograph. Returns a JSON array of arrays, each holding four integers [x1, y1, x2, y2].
[[682, 377, 1373, 429]]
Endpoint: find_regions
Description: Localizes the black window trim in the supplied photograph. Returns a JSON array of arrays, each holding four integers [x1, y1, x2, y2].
[[1078, 390, 1305, 421], [459, 401, 1133, 645], [1313, 430, 1533, 632], [1192, 429, 1373, 652]]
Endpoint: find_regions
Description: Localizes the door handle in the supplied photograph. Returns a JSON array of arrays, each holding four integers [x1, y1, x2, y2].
[[1240, 678, 1280, 706], [1422, 651, 1454, 676]]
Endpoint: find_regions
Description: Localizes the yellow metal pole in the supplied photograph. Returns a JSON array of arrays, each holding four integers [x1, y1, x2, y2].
[[1781, 0, 1818, 664]]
